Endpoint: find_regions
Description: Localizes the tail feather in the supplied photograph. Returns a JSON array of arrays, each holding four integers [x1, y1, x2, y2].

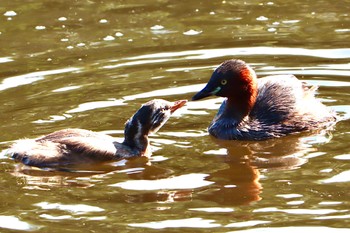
[[8, 139, 66, 167]]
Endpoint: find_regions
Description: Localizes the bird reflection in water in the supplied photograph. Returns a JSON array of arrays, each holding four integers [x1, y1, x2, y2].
[[10, 156, 171, 189], [8, 133, 330, 205], [199, 134, 319, 205]]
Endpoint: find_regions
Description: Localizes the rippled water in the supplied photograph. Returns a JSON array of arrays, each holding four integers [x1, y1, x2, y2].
[[1, 0, 350, 232]]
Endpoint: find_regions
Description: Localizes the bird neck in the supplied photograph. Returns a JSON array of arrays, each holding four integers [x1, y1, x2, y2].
[[122, 118, 150, 156], [226, 67, 258, 121]]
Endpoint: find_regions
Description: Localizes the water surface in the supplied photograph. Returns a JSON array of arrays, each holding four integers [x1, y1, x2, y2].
[[1, 0, 350, 232]]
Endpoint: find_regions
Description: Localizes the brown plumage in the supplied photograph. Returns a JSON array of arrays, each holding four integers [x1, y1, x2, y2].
[[7, 99, 187, 168], [192, 59, 337, 140]]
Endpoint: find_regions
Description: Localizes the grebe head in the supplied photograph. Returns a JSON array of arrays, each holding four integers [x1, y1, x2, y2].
[[124, 99, 187, 138], [192, 59, 258, 117]]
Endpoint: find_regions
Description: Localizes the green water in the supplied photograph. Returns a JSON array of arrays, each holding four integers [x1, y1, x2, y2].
[[0, 0, 349, 232]]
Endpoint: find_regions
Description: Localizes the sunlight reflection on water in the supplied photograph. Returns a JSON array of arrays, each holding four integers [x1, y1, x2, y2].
[[129, 217, 220, 229], [321, 170, 350, 183], [0, 57, 13, 63], [1, 0, 350, 232], [0, 67, 79, 91], [122, 47, 350, 61], [34, 202, 104, 214], [232, 227, 350, 233], [0, 215, 39, 231], [110, 173, 214, 190]]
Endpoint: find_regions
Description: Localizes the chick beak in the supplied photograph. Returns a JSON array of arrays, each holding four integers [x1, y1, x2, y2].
[[170, 100, 187, 113]]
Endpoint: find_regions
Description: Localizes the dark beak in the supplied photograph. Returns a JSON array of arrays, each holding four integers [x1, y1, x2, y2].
[[170, 100, 187, 113], [191, 85, 217, 101]]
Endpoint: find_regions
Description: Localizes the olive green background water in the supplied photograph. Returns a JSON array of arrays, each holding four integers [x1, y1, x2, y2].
[[0, 0, 350, 232]]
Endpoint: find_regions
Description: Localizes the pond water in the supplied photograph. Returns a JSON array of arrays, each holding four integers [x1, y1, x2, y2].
[[0, 0, 350, 232]]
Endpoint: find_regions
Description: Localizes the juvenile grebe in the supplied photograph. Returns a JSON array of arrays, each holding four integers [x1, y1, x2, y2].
[[8, 99, 187, 167], [192, 59, 336, 140]]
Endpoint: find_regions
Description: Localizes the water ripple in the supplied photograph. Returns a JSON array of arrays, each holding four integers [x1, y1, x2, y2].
[[0, 67, 80, 91], [231, 227, 350, 233], [0, 57, 13, 63], [110, 173, 214, 190], [0, 215, 39, 231], [123, 47, 350, 61], [129, 217, 220, 229], [34, 202, 104, 214]]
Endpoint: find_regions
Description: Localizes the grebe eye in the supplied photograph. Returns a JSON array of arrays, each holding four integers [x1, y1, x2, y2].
[[221, 79, 227, 85]]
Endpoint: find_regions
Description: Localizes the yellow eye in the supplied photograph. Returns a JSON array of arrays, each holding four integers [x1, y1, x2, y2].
[[221, 79, 227, 85]]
